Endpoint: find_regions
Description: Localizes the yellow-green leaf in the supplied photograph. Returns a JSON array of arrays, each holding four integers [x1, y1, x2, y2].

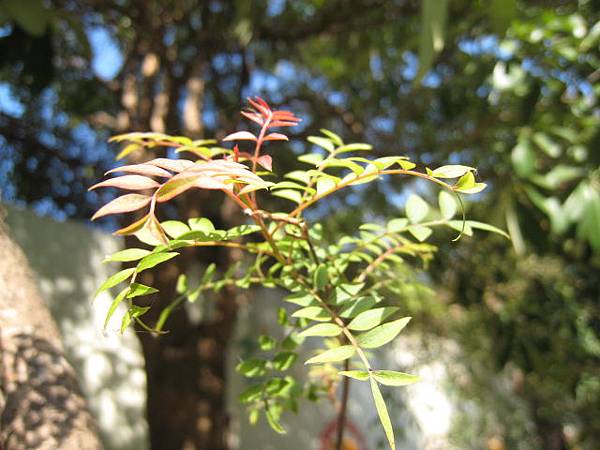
[[356, 317, 411, 349], [370, 377, 395, 450], [305, 345, 355, 364]]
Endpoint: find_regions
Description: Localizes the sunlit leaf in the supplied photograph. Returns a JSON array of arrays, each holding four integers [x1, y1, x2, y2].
[[103, 287, 129, 329], [408, 225, 432, 242], [298, 323, 342, 337], [292, 306, 331, 322], [372, 370, 419, 386], [223, 131, 257, 142], [161, 220, 191, 239], [313, 264, 329, 290], [94, 268, 136, 299], [431, 165, 474, 179], [339, 370, 370, 381], [126, 283, 159, 298], [272, 189, 303, 204], [305, 345, 355, 364], [348, 307, 400, 331], [307, 136, 335, 152], [438, 191, 457, 219], [356, 317, 411, 349], [370, 377, 395, 450], [136, 252, 179, 273], [103, 248, 151, 263], [406, 194, 429, 223]]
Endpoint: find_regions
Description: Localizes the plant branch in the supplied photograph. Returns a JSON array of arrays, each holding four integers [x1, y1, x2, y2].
[[335, 359, 351, 450]]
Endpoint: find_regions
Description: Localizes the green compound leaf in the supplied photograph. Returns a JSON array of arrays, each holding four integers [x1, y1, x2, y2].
[[406, 194, 429, 223], [319, 129, 344, 146], [431, 165, 474, 179], [103, 248, 151, 263], [370, 377, 395, 450], [438, 191, 457, 219], [305, 345, 355, 365], [298, 323, 343, 338], [136, 252, 179, 273], [339, 296, 380, 318], [307, 135, 335, 152], [126, 283, 159, 298], [265, 405, 287, 434], [239, 384, 263, 404], [103, 287, 129, 329], [339, 370, 370, 381], [161, 220, 191, 238], [347, 307, 400, 331], [372, 370, 420, 386], [291, 306, 331, 322], [465, 221, 510, 239], [236, 358, 267, 378], [408, 225, 432, 242], [313, 264, 329, 290], [188, 217, 215, 232], [95, 268, 136, 299], [272, 189, 303, 204], [273, 352, 298, 371], [356, 317, 411, 349]]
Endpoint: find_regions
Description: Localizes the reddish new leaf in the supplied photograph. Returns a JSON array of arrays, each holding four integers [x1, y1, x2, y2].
[[241, 111, 264, 125], [248, 97, 271, 117], [270, 120, 300, 127], [263, 133, 289, 142], [92, 194, 151, 220], [106, 164, 173, 178], [89, 175, 160, 191], [256, 155, 273, 171], [223, 131, 258, 142]]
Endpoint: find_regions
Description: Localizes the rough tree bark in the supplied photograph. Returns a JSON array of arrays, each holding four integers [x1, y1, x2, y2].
[[0, 221, 103, 450]]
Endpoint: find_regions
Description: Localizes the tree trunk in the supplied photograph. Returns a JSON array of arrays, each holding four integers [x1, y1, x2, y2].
[[137, 290, 238, 450], [530, 397, 567, 450], [0, 223, 103, 450]]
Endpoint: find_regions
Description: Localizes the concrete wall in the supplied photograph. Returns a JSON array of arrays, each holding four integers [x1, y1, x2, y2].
[[1, 203, 458, 450]]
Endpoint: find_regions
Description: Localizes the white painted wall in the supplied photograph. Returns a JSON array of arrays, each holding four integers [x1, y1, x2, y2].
[[2, 203, 459, 450]]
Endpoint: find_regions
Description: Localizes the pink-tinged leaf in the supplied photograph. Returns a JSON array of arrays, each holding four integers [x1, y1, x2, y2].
[[89, 175, 160, 191], [269, 120, 300, 127], [135, 215, 169, 246], [241, 111, 264, 125], [255, 97, 270, 110], [263, 133, 288, 142], [92, 194, 151, 220], [114, 214, 150, 236], [248, 97, 271, 117], [146, 158, 195, 172], [195, 176, 231, 190], [106, 164, 173, 178], [272, 110, 295, 117], [272, 112, 300, 122], [256, 155, 273, 171], [223, 131, 258, 142]]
